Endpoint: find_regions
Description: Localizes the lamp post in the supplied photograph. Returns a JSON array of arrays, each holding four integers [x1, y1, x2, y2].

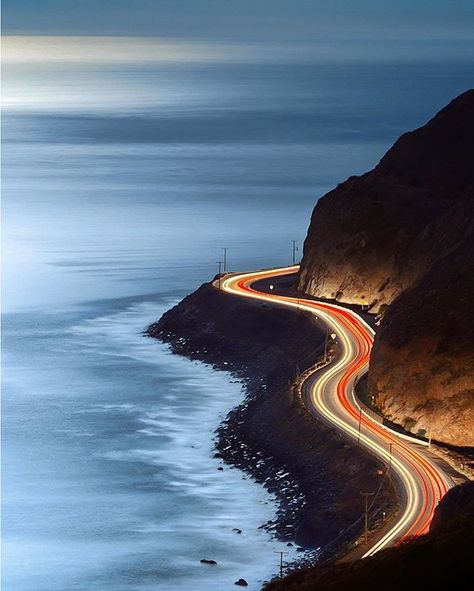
[[324, 331, 337, 361]]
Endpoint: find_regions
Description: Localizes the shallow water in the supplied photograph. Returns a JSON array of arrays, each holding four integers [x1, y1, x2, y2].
[[2, 37, 473, 590]]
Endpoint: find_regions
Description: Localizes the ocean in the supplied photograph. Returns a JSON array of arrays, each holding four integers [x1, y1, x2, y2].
[[2, 37, 473, 590]]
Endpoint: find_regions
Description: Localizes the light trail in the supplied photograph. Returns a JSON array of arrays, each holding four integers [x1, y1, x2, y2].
[[219, 265, 455, 557]]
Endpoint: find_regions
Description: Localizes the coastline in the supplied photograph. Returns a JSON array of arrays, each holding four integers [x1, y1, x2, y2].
[[147, 275, 396, 565]]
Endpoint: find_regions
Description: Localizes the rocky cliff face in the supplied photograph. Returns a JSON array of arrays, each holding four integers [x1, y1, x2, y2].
[[298, 90, 474, 447], [298, 89, 474, 312], [369, 208, 474, 446]]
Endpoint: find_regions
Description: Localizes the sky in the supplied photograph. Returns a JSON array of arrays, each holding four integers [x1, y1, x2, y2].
[[3, 0, 474, 40]]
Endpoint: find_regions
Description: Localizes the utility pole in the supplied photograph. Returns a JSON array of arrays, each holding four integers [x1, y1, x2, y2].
[[222, 248, 228, 273], [324, 327, 329, 360], [291, 240, 298, 265], [216, 261, 223, 288], [357, 408, 362, 446], [274, 551, 288, 578], [360, 492, 375, 545], [295, 363, 301, 381], [388, 442, 393, 479]]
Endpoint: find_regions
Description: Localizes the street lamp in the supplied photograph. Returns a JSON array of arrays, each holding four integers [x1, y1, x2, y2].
[[324, 332, 337, 360]]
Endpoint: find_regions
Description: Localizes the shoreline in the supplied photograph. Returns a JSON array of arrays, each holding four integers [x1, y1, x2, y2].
[[147, 274, 396, 567]]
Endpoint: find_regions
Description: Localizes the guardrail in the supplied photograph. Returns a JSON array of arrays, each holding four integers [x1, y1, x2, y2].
[[292, 355, 333, 407]]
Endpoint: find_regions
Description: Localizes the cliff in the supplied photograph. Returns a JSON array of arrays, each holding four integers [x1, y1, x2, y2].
[[298, 90, 474, 447], [369, 206, 474, 446], [298, 89, 474, 312]]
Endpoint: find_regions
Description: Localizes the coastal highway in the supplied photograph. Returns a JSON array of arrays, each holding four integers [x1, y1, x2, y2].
[[218, 265, 457, 557]]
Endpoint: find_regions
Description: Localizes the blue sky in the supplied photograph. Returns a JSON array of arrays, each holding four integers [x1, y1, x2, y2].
[[3, 0, 474, 39]]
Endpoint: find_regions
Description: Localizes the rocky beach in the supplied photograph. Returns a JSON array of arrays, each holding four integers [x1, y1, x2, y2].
[[148, 274, 396, 562]]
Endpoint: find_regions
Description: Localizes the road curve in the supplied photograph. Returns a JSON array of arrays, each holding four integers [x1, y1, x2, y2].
[[219, 265, 456, 557]]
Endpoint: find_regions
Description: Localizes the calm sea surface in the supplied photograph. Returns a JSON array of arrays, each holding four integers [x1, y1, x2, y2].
[[2, 38, 473, 590]]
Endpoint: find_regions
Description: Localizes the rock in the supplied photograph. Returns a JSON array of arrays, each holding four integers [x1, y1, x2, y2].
[[430, 481, 474, 534], [200, 559, 217, 565], [217, 466, 224, 471], [233, 528, 242, 534], [234, 578, 248, 586]]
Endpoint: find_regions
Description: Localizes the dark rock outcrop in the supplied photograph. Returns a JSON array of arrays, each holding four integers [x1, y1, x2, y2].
[[200, 559, 218, 565], [298, 90, 474, 447], [430, 480, 474, 534]]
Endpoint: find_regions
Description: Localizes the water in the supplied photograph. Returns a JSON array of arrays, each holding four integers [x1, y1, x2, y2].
[[2, 37, 473, 591]]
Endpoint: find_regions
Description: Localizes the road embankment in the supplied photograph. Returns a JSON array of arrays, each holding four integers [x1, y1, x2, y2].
[[147, 278, 395, 556]]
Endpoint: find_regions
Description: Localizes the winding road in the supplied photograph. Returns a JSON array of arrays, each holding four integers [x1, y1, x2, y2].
[[219, 265, 458, 557]]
